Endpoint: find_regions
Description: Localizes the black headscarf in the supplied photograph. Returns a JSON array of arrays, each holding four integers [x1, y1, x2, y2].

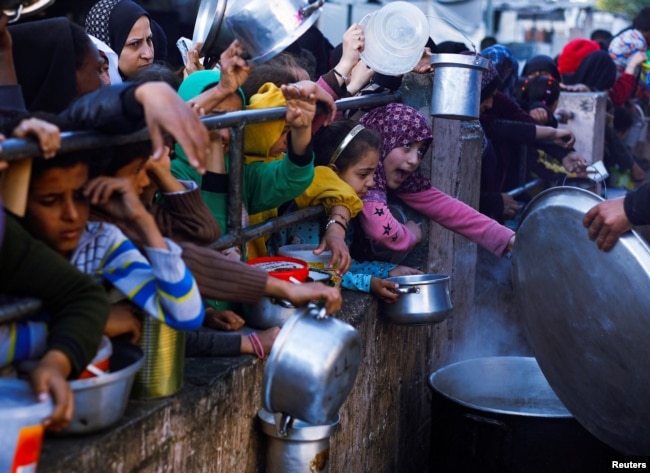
[[85, 0, 167, 67], [9, 18, 84, 113], [521, 54, 561, 82], [563, 50, 616, 92]]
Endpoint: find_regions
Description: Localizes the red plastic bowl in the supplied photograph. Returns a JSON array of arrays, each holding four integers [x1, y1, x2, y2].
[[247, 256, 309, 283]]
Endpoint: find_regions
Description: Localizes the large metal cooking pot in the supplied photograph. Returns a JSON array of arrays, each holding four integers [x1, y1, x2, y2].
[[193, 0, 324, 66], [379, 274, 452, 325], [428, 357, 619, 473], [1, 0, 53, 22], [263, 305, 361, 426]]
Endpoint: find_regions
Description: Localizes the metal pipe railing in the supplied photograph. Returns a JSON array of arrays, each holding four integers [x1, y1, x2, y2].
[[0, 91, 401, 250]]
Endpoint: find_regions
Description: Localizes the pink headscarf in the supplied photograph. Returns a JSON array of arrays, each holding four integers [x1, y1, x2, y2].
[[359, 103, 433, 203]]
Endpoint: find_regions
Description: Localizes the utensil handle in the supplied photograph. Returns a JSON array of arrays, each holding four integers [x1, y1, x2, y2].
[[300, 0, 324, 18], [391, 285, 420, 295]]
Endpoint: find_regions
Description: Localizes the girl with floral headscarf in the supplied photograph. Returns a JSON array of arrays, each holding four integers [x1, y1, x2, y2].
[[355, 103, 515, 262]]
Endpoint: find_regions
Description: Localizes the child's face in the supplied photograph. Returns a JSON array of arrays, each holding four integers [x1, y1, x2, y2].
[[114, 156, 151, 196], [336, 149, 378, 199], [269, 127, 290, 157], [24, 163, 90, 258], [382, 140, 427, 190]]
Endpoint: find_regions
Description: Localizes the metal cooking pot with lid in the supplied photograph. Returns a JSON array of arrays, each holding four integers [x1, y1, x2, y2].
[[193, 0, 324, 65], [379, 274, 453, 325], [512, 186, 650, 456], [263, 304, 362, 427]]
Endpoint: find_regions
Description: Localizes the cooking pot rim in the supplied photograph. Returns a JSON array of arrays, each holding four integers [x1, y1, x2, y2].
[[385, 273, 450, 286], [428, 356, 573, 419]]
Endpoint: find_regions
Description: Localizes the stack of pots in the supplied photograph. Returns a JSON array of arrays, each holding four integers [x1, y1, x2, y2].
[[259, 305, 362, 473]]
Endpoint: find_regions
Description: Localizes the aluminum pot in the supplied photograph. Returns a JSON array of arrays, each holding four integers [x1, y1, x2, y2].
[[379, 274, 453, 325], [244, 296, 297, 329], [224, 0, 324, 65], [430, 53, 489, 120], [428, 357, 619, 473], [263, 305, 361, 425]]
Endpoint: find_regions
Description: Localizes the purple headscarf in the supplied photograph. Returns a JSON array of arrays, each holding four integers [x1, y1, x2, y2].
[[359, 103, 433, 202]]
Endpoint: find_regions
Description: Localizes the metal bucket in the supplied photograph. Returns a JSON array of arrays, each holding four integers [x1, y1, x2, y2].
[[430, 53, 489, 120], [130, 318, 186, 400], [258, 408, 339, 473]]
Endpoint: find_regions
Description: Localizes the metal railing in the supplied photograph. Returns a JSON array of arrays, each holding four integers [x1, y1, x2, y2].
[[1, 91, 400, 250]]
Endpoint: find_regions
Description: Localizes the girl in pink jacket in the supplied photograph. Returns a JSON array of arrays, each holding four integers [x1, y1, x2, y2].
[[356, 103, 515, 261]]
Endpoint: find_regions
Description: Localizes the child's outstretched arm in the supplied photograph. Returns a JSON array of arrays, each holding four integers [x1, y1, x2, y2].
[[281, 83, 317, 156]]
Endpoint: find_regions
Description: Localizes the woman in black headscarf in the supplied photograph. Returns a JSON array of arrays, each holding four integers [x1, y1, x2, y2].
[[85, 0, 167, 80], [9, 17, 103, 113]]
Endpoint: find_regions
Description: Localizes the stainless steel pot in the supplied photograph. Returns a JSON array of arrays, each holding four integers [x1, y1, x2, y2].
[[263, 305, 361, 426], [379, 274, 453, 325], [244, 296, 297, 329], [430, 53, 489, 120], [1, 0, 54, 22]]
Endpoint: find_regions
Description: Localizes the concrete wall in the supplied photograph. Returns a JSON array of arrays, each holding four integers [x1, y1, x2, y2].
[[38, 73, 505, 473]]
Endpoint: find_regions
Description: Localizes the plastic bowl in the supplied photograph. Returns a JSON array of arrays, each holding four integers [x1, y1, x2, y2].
[[247, 255, 309, 282], [360, 1, 429, 76]]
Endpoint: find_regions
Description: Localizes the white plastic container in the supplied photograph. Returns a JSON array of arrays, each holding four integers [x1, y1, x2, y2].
[[0, 378, 53, 473]]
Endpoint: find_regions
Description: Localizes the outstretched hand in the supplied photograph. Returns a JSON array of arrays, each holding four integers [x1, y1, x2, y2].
[[134, 82, 210, 174], [583, 198, 633, 251]]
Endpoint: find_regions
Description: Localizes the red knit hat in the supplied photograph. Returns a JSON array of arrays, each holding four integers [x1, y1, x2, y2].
[[557, 39, 601, 75]]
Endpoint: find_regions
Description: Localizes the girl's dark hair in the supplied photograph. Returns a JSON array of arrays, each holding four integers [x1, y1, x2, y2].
[[313, 119, 381, 169], [613, 105, 635, 133], [128, 61, 182, 90]]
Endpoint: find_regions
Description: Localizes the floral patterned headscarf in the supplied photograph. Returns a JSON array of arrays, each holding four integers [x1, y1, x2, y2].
[[359, 103, 433, 202]]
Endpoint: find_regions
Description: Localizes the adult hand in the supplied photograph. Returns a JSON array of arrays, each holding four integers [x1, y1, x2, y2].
[[30, 350, 73, 432], [134, 82, 209, 174], [583, 198, 633, 251], [501, 193, 523, 220]]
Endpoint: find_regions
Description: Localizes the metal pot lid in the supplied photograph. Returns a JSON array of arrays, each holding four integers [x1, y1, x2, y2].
[[511, 186, 650, 455]]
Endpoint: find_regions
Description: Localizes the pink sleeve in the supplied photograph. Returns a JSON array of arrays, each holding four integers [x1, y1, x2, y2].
[[358, 200, 419, 252], [397, 187, 515, 257]]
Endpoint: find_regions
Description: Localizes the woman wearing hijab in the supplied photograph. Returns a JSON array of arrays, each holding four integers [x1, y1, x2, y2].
[[9, 17, 103, 113], [85, 0, 168, 80], [481, 44, 520, 98]]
